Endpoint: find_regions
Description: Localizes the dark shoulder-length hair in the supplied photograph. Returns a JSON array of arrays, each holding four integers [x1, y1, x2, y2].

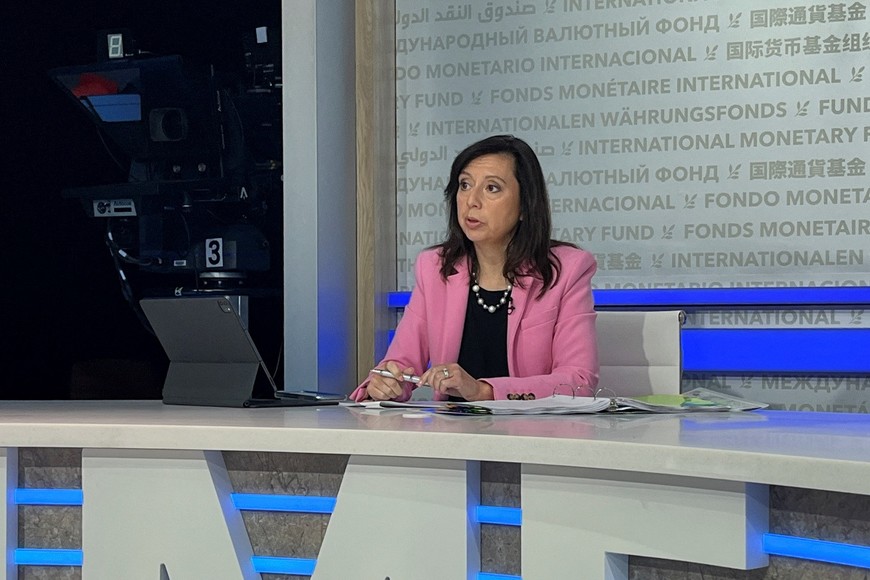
[[436, 134, 575, 297]]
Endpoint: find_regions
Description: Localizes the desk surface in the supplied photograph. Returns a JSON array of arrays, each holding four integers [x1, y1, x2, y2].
[[0, 401, 868, 494]]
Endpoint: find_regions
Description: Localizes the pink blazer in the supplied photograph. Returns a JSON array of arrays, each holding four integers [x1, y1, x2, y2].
[[352, 245, 599, 401]]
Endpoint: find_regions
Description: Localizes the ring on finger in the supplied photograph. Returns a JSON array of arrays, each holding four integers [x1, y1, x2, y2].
[[442, 367, 450, 378]]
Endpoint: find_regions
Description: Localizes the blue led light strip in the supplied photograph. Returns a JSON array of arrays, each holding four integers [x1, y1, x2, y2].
[[476, 506, 522, 526], [252, 556, 317, 575], [390, 324, 870, 374], [14, 488, 83, 506], [471, 514, 870, 571], [14, 548, 83, 566], [388, 290, 870, 373], [389, 287, 870, 309], [231, 493, 336, 513], [13, 490, 83, 568], [594, 287, 870, 308], [683, 328, 870, 373], [475, 508, 521, 579], [764, 533, 870, 568], [9, 495, 870, 573], [387, 292, 411, 308]]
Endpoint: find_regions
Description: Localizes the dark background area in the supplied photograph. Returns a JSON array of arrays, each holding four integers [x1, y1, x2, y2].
[[1, 1, 283, 400]]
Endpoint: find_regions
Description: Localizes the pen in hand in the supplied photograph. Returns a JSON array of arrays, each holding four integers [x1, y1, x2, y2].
[[370, 368, 430, 387]]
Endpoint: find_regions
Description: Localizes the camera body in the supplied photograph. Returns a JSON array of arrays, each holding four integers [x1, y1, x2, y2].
[[50, 28, 282, 287]]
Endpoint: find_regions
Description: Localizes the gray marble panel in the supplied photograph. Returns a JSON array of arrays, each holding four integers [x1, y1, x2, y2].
[[771, 486, 870, 544], [223, 452, 348, 495], [14, 451, 870, 580], [18, 448, 82, 488], [16, 449, 83, 580], [241, 511, 328, 558], [19, 506, 81, 548], [628, 485, 870, 579], [226, 452, 346, 579], [480, 462, 521, 574], [480, 523, 521, 576], [19, 567, 81, 580], [629, 555, 868, 579], [480, 461, 521, 507], [630, 557, 767, 579], [762, 557, 870, 579]]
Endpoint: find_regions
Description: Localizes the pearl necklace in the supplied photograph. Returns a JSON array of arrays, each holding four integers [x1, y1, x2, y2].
[[471, 274, 512, 314]]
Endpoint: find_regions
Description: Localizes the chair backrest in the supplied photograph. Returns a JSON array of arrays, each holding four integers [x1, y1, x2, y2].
[[595, 310, 684, 397]]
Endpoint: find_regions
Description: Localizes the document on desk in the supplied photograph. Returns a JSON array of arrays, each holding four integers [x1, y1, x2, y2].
[[678, 387, 769, 412], [345, 396, 715, 415], [435, 388, 768, 416], [341, 388, 767, 416]]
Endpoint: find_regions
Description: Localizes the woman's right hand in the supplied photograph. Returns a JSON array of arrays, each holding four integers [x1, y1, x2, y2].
[[364, 361, 416, 400]]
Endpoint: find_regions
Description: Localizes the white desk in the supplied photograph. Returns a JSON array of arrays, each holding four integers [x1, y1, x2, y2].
[[1, 401, 869, 579]]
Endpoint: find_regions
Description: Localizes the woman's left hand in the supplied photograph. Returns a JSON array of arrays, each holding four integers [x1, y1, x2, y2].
[[420, 363, 494, 401]]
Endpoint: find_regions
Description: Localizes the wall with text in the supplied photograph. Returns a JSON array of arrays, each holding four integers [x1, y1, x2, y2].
[[393, 0, 870, 412]]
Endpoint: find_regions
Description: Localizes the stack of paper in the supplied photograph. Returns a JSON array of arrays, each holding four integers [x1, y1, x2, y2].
[[442, 395, 613, 415], [342, 387, 768, 416]]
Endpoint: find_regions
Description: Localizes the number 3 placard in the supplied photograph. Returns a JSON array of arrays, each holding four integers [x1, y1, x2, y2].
[[205, 237, 224, 268]]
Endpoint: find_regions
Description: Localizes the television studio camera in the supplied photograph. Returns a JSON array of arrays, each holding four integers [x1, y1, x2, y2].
[[50, 28, 283, 298]]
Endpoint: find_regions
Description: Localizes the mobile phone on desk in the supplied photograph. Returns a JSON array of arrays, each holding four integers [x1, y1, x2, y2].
[[276, 390, 347, 401]]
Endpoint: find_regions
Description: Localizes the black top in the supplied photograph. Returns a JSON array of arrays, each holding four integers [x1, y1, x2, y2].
[[452, 286, 510, 401]]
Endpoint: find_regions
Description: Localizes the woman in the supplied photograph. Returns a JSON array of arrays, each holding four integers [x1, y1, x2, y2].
[[351, 134, 598, 402]]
